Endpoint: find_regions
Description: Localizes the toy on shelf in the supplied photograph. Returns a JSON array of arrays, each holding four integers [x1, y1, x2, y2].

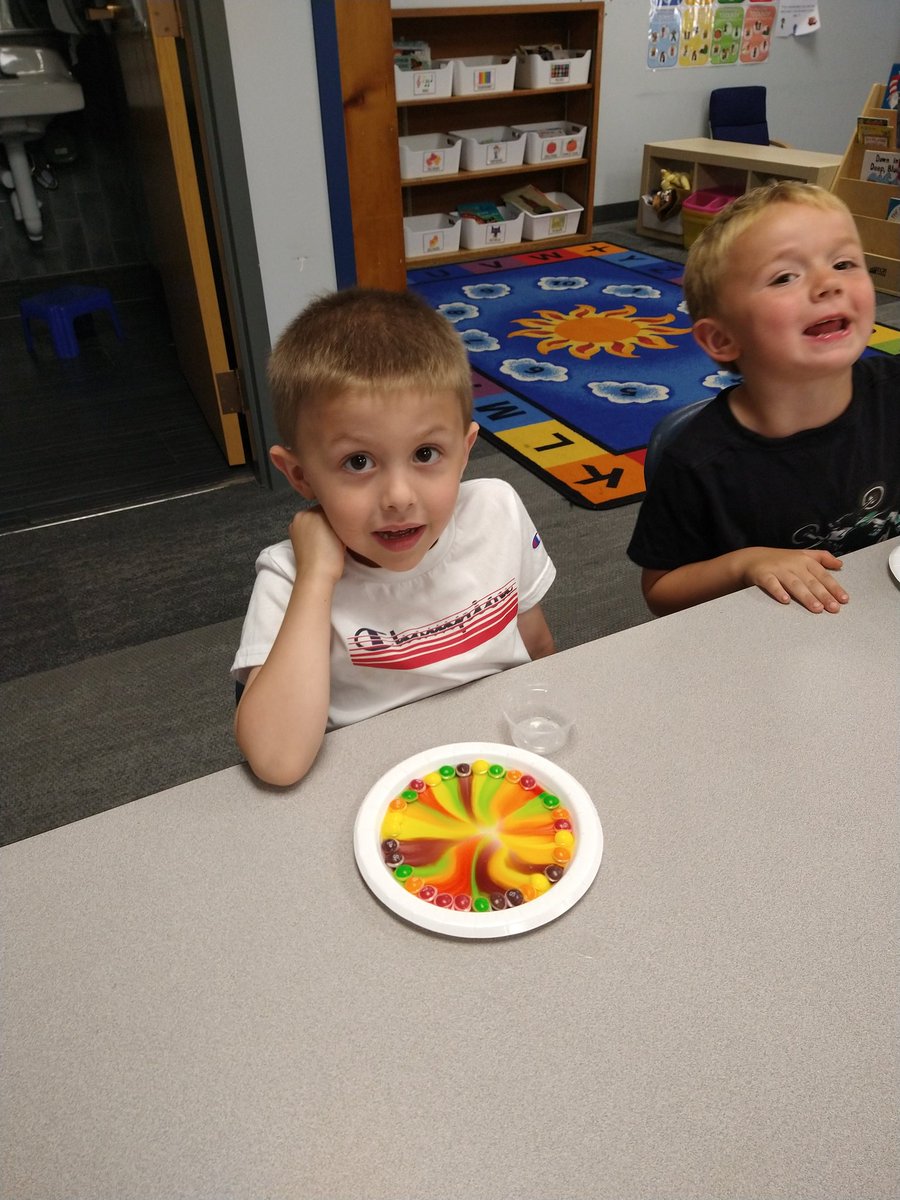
[[647, 166, 692, 222]]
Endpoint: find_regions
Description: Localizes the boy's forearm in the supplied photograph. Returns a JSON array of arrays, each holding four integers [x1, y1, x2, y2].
[[642, 552, 750, 616], [235, 575, 335, 786]]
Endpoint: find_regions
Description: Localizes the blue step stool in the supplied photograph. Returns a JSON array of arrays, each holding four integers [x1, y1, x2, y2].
[[20, 285, 124, 359]]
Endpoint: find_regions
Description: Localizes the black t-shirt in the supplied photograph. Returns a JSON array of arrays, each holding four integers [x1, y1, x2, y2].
[[627, 355, 900, 571]]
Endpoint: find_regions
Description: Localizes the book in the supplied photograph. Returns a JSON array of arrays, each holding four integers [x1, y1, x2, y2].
[[501, 183, 564, 216], [856, 115, 892, 149], [860, 149, 900, 186], [882, 62, 900, 112], [886, 197, 900, 223], [457, 200, 504, 224]]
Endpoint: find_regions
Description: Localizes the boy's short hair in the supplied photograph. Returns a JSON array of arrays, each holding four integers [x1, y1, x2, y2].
[[683, 181, 855, 322], [268, 287, 473, 446]]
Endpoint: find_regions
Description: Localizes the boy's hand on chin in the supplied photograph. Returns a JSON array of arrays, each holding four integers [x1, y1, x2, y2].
[[289, 507, 346, 584], [741, 547, 848, 613]]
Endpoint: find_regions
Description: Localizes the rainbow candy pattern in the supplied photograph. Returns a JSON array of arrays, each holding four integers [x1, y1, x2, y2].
[[379, 759, 576, 913]]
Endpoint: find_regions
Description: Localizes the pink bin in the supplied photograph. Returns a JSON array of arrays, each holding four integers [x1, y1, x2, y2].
[[681, 187, 742, 248]]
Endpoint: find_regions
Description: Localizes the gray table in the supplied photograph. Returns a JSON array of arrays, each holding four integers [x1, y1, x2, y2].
[[4, 539, 899, 1200]]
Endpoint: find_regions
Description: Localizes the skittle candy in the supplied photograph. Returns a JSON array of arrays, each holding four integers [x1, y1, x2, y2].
[[378, 757, 577, 914]]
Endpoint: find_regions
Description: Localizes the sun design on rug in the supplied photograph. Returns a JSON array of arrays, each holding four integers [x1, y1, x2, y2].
[[509, 303, 691, 360]]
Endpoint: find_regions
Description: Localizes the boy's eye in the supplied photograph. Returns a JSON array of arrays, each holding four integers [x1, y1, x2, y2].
[[342, 453, 375, 473], [770, 272, 796, 287], [414, 445, 442, 464], [834, 259, 856, 271]]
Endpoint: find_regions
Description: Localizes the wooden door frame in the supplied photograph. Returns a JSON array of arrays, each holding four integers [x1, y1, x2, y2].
[[176, 0, 278, 483]]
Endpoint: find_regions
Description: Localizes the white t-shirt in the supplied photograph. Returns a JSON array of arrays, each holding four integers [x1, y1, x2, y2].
[[231, 478, 556, 729]]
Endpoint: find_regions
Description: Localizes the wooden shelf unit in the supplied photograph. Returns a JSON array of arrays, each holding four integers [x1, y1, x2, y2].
[[831, 83, 899, 297], [392, 2, 604, 269], [636, 137, 843, 246]]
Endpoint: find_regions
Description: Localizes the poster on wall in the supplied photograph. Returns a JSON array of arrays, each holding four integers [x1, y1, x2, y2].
[[739, 4, 776, 63], [647, 0, 681, 68], [646, 0, 777, 69], [775, 1, 821, 37]]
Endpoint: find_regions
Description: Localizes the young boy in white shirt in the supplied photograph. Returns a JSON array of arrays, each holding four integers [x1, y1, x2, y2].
[[232, 287, 556, 785]]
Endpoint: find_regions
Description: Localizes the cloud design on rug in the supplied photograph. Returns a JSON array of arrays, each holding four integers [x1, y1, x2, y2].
[[438, 302, 479, 323], [500, 358, 569, 383], [536, 276, 590, 291], [460, 329, 500, 352], [601, 283, 662, 300], [461, 283, 511, 300], [702, 369, 742, 389], [587, 381, 670, 405]]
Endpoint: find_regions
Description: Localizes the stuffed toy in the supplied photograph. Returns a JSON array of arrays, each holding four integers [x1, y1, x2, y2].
[[650, 168, 692, 221]]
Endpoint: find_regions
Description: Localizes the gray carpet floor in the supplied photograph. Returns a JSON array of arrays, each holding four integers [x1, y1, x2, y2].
[[4, 219, 898, 845]]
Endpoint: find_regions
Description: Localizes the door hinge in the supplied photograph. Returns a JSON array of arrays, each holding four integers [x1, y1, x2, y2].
[[216, 369, 245, 415], [148, 0, 182, 39]]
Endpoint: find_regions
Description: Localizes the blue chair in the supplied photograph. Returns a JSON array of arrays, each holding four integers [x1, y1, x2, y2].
[[708, 86, 788, 148], [20, 285, 124, 359], [643, 398, 712, 486]]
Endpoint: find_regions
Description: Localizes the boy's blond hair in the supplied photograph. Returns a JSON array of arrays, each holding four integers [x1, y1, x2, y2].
[[683, 181, 856, 322], [268, 287, 473, 446]]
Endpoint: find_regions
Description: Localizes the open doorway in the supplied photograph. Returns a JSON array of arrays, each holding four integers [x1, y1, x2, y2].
[[0, 0, 264, 532]]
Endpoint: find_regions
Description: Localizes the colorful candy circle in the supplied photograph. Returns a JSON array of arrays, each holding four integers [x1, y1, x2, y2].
[[379, 759, 577, 913]]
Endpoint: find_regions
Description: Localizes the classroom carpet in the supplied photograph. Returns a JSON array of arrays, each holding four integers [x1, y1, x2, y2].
[[409, 241, 900, 511]]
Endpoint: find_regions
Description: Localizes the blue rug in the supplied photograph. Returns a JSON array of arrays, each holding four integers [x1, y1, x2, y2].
[[409, 240, 733, 509]]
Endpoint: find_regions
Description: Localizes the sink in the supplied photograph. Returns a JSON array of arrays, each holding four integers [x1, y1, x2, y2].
[[0, 44, 83, 126], [0, 44, 84, 240]]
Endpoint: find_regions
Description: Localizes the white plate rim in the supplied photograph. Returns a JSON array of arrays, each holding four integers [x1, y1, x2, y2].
[[889, 543, 900, 584], [353, 741, 603, 939]]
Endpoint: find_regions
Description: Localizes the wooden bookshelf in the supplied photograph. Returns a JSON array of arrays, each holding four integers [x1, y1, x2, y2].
[[333, 2, 604, 283], [832, 83, 899, 296]]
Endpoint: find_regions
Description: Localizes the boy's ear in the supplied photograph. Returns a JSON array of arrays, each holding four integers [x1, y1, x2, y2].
[[269, 445, 316, 500], [461, 421, 479, 472], [692, 316, 741, 365]]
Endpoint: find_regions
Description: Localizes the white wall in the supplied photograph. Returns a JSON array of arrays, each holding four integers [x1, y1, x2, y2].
[[221, 0, 336, 343], [224, 0, 899, 341]]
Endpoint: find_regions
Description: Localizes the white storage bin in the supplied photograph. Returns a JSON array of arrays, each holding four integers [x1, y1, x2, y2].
[[403, 213, 461, 258], [449, 126, 526, 171], [509, 191, 584, 241], [398, 133, 462, 181], [453, 204, 525, 249], [639, 194, 684, 236], [511, 121, 587, 164], [394, 60, 453, 101], [451, 55, 516, 96], [514, 48, 591, 89]]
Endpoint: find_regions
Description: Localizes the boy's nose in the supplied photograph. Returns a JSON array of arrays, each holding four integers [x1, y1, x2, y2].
[[812, 266, 842, 297], [381, 468, 415, 511]]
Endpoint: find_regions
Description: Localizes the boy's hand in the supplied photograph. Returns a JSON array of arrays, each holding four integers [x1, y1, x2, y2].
[[288, 507, 346, 585], [741, 548, 848, 613]]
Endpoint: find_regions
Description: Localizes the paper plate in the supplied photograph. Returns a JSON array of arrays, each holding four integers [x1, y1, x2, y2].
[[353, 742, 603, 939], [889, 543, 900, 585]]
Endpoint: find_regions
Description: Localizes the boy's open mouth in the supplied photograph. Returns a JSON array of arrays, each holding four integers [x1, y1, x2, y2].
[[803, 316, 848, 338], [373, 525, 424, 550]]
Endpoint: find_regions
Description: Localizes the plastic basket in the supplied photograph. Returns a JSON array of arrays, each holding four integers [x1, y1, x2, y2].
[[451, 56, 516, 96], [403, 213, 461, 258], [398, 133, 462, 181], [511, 121, 587, 163], [449, 126, 527, 171]]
